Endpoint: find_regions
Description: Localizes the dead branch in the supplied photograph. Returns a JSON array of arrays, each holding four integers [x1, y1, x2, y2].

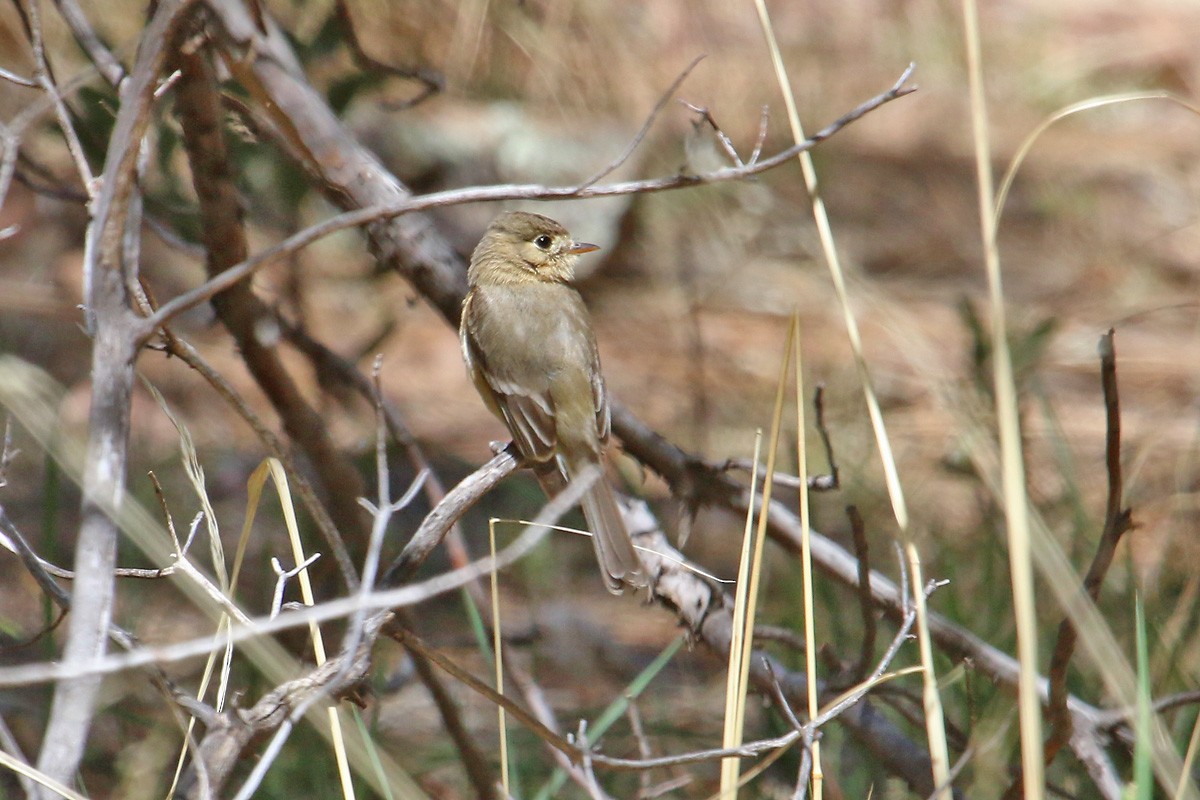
[[179, 611, 391, 798], [170, 29, 366, 591], [1042, 329, 1135, 768], [381, 450, 520, 585], [846, 505, 876, 684], [52, 0, 127, 87], [34, 2, 196, 794], [14, 0, 96, 199]]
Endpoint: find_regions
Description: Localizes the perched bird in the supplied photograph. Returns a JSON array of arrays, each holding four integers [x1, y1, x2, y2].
[[460, 211, 646, 593]]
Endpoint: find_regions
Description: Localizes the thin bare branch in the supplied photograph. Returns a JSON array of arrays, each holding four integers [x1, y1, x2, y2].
[[811, 385, 839, 490], [0, 66, 36, 87], [0, 712, 37, 798], [51, 0, 127, 87], [15, 0, 96, 199], [577, 54, 706, 190], [846, 505, 876, 684], [138, 65, 917, 340], [680, 100, 744, 167], [381, 450, 520, 585], [748, 104, 770, 165], [1092, 689, 1200, 731]]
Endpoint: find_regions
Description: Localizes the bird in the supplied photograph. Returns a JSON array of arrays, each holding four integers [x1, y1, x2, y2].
[[460, 210, 646, 594]]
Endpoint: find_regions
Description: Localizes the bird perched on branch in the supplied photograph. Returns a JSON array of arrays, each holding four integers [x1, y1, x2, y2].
[[460, 211, 646, 594]]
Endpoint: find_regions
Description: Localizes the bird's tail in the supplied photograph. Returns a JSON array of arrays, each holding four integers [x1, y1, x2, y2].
[[535, 459, 645, 594]]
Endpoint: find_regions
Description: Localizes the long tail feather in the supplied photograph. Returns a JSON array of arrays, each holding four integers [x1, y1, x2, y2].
[[536, 460, 645, 594], [579, 476, 645, 593]]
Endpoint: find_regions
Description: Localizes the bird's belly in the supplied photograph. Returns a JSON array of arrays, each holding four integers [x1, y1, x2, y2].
[[475, 287, 583, 384]]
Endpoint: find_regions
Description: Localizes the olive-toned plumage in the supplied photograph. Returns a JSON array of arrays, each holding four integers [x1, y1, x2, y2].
[[460, 211, 645, 593]]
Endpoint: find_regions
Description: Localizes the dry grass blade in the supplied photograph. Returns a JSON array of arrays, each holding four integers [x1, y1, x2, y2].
[[1178, 716, 1200, 800], [264, 457, 356, 799], [720, 428, 763, 796], [792, 313, 823, 799], [993, 91, 1200, 231], [721, 319, 796, 796], [749, 1, 951, 795], [489, 517, 510, 797], [146, 382, 247, 797], [0, 357, 419, 797], [961, 0, 1044, 796], [0, 749, 89, 800]]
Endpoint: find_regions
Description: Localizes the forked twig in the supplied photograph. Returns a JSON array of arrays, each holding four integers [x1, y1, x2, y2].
[[576, 54, 706, 190]]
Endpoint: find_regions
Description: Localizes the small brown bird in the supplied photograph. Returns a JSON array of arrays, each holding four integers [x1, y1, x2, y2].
[[460, 211, 645, 593]]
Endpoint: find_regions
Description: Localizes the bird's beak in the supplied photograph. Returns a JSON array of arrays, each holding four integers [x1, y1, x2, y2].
[[567, 241, 600, 255]]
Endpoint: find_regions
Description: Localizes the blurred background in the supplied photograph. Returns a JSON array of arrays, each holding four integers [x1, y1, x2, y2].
[[1, 0, 1198, 796]]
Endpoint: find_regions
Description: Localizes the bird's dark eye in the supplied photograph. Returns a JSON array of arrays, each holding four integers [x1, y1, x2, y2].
[[533, 234, 553, 250]]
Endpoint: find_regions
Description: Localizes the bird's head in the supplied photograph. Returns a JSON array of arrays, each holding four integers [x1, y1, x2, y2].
[[469, 211, 599, 285]]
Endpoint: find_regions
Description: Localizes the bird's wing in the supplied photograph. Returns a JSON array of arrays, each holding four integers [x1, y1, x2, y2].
[[461, 291, 558, 463], [590, 336, 611, 445]]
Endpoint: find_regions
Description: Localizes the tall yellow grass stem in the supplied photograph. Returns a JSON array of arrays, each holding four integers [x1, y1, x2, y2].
[[972, 87, 1200, 798], [750, 2, 951, 795], [488, 518, 509, 796], [792, 315, 822, 799], [0, 750, 89, 800], [1177, 713, 1200, 800], [960, 2, 1044, 797], [750, 5, 907, 532], [268, 458, 356, 800], [720, 428, 764, 796]]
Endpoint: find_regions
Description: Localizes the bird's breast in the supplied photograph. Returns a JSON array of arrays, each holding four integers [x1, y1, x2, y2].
[[468, 283, 595, 383]]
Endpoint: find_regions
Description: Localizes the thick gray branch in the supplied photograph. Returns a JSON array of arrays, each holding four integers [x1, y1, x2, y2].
[[34, 1, 195, 795]]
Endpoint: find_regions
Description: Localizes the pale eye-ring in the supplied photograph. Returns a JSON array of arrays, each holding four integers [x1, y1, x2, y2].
[[533, 234, 553, 250]]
